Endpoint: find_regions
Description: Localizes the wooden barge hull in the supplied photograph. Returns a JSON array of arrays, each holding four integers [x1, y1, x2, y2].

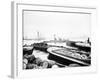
[[47, 47, 91, 66]]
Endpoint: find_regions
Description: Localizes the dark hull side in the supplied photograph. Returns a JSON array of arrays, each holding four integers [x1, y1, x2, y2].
[[23, 48, 34, 55], [33, 43, 48, 52], [48, 53, 90, 66]]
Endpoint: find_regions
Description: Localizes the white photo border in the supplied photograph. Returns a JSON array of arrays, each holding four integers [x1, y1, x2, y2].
[[11, 1, 97, 78]]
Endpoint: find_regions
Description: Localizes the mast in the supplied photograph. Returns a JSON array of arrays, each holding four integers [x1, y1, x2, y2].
[[37, 31, 40, 41]]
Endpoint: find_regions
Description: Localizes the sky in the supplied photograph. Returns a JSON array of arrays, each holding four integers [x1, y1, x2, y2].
[[23, 10, 91, 41]]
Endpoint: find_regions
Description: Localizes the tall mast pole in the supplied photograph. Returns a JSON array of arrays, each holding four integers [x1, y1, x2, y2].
[[37, 31, 39, 41]]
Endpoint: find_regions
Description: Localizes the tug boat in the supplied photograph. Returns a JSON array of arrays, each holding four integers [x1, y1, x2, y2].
[[66, 40, 91, 52], [75, 42, 91, 52]]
